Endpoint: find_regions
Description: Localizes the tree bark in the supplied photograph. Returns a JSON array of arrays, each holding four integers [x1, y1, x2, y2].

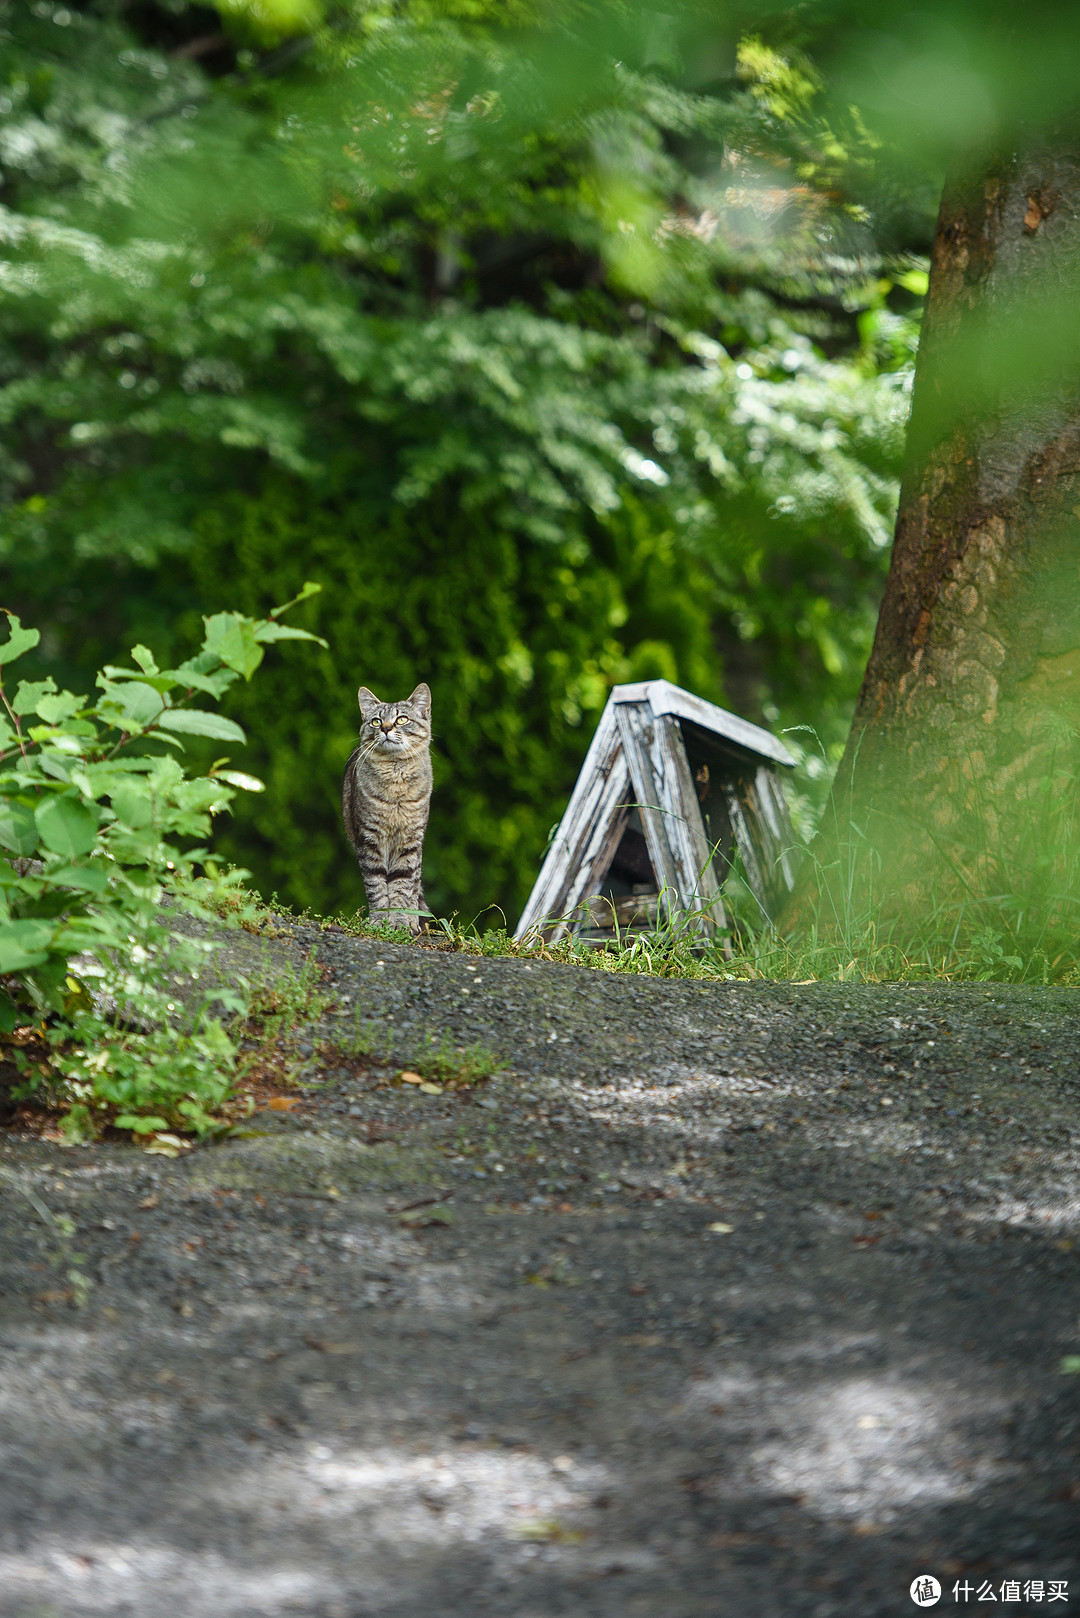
[[817, 145, 1080, 951]]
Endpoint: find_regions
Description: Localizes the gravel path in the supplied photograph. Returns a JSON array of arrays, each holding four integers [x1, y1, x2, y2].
[[1, 924, 1079, 1617]]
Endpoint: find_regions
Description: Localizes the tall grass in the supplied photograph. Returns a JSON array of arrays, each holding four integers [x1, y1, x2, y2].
[[317, 880, 1080, 984]]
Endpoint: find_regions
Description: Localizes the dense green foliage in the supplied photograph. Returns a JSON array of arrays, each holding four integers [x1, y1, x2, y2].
[[0, 585, 323, 1138], [0, 1, 923, 921]]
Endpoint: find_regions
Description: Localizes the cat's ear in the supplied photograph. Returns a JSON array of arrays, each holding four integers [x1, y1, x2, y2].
[[357, 686, 381, 717], [408, 682, 431, 718]]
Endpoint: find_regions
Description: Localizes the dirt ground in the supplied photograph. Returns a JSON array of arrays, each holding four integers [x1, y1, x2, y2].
[[1, 922, 1079, 1618]]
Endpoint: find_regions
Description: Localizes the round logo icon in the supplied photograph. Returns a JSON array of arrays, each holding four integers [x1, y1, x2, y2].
[[910, 1576, 942, 1607]]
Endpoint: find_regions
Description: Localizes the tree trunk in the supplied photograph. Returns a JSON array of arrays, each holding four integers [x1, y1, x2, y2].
[[817, 145, 1080, 958]]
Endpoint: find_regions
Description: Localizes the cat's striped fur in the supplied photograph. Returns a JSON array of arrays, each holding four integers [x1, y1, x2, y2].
[[342, 683, 433, 932]]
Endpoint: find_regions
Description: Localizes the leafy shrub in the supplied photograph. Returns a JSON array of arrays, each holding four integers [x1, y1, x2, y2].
[[0, 586, 324, 1141]]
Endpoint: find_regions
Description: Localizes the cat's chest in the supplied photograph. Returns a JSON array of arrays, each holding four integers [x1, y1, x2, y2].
[[357, 753, 431, 802]]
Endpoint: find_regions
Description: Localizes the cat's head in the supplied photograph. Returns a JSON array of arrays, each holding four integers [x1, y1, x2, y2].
[[356, 683, 432, 757]]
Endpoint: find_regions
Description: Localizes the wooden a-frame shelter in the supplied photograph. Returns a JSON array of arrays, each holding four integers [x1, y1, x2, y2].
[[514, 679, 799, 946]]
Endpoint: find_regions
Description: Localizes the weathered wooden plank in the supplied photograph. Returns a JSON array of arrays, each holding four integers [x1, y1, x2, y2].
[[615, 704, 727, 939], [724, 766, 798, 920], [755, 766, 800, 892], [652, 714, 728, 934], [514, 706, 632, 941], [614, 702, 682, 907], [724, 787, 769, 919], [612, 679, 795, 769]]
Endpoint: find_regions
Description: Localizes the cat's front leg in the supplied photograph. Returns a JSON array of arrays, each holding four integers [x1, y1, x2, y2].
[[385, 845, 424, 932], [361, 862, 391, 922], [384, 889, 423, 932]]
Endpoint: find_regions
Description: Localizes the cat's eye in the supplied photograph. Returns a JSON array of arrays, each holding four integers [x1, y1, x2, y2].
[[369, 718, 380, 726], [398, 716, 410, 724]]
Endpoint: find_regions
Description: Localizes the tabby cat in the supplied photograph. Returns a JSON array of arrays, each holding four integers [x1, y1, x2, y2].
[[341, 683, 433, 932]]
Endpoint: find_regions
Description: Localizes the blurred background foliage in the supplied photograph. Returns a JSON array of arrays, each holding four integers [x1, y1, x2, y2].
[[0, 0, 930, 922]]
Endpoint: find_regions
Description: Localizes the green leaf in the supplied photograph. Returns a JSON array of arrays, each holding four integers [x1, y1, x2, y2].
[[100, 668, 177, 694], [895, 268, 929, 296], [0, 613, 41, 668], [97, 680, 165, 728], [35, 795, 99, 858], [1062, 1356, 1080, 1375], [110, 782, 154, 829], [38, 751, 71, 783], [12, 677, 57, 716], [0, 802, 38, 857], [269, 581, 322, 618], [160, 659, 237, 698], [0, 918, 54, 972], [114, 1114, 169, 1134], [45, 862, 109, 893], [35, 689, 86, 724], [213, 769, 265, 792], [253, 623, 329, 648], [202, 613, 264, 679], [131, 645, 159, 676], [29, 727, 87, 754], [158, 709, 247, 744]]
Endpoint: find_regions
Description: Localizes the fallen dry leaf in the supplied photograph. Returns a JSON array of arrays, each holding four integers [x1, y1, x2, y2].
[[509, 1518, 585, 1544], [145, 1133, 192, 1157], [267, 1097, 301, 1111], [707, 1222, 735, 1234], [399, 1071, 425, 1085], [138, 1195, 159, 1210], [620, 1333, 665, 1347]]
